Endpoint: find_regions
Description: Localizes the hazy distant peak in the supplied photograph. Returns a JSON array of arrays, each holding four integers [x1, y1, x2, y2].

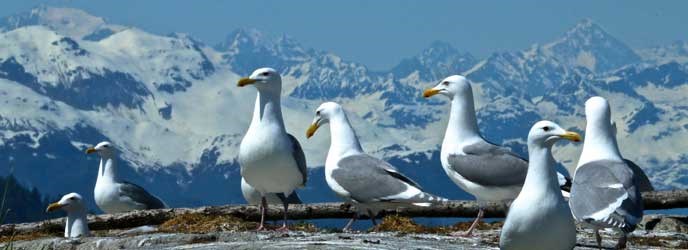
[[0, 5, 125, 39], [542, 18, 640, 73]]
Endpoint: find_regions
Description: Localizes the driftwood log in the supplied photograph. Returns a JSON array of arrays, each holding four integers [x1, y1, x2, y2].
[[1, 189, 687, 236]]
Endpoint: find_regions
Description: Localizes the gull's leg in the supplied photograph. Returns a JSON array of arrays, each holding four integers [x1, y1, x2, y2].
[[464, 208, 484, 236], [595, 229, 602, 249], [367, 209, 378, 226], [453, 208, 484, 237], [276, 199, 290, 232], [614, 233, 627, 250], [256, 196, 267, 231], [342, 213, 358, 232]]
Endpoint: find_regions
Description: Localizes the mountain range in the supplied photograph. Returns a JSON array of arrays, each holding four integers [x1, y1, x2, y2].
[[0, 6, 686, 221]]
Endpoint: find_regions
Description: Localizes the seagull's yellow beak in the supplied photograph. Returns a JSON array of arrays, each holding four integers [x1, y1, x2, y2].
[[560, 131, 582, 142], [85, 147, 97, 154], [423, 88, 441, 98], [306, 123, 320, 139], [46, 202, 63, 212], [237, 77, 257, 87]]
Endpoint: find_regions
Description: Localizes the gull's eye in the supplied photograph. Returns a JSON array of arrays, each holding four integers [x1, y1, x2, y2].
[[542, 126, 550, 132], [261, 72, 270, 76], [442, 81, 449, 86], [316, 110, 321, 116], [103, 145, 109, 148], [69, 197, 76, 200]]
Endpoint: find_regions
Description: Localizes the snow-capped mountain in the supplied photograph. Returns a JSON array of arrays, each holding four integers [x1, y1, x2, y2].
[[0, 5, 125, 40], [637, 40, 688, 65], [541, 19, 641, 73], [0, 7, 686, 217], [391, 41, 477, 83]]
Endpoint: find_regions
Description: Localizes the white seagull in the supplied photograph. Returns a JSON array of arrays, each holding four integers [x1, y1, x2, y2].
[[237, 67, 308, 231], [423, 75, 571, 236], [46, 193, 91, 238], [86, 141, 166, 213], [241, 177, 302, 205], [306, 102, 447, 231], [499, 121, 580, 250], [570, 96, 644, 249]]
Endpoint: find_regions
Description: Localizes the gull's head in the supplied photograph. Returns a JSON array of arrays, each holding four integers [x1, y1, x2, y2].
[[237, 67, 281, 92], [306, 102, 344, 138], [585, 96, 612, 127], [85, 141, 115, 157], [528, 120, 582, 147], [422, 75, 471, 100], [46, 192, 86, 213]]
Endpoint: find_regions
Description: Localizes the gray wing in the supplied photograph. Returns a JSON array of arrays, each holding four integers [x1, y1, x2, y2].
[[120, 181, 166, 209], [287, 134, 308, 186], [332, 154, 435, 204], [448, 141, 528, 187], [570, 160, 643, 232], [624, 159, 655, 192]]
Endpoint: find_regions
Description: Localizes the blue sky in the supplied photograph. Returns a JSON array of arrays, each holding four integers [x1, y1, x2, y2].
[[2, 0, 687, 70]]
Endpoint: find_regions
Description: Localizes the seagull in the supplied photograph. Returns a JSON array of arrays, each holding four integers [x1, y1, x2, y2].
[[241, 177, 302, 205], [570, 96, 644, 249], [306, 102, 447, 231], [86, 141, 166, 213], [46, 193, 90, 238], [423, 75, 572, 236], [237, 67, 308, 231], [499, 121, 580, 250]]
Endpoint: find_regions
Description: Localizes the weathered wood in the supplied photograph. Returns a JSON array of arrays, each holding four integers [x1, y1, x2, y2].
[[641, 189, 688, 210], [1, 189, 686, 237]]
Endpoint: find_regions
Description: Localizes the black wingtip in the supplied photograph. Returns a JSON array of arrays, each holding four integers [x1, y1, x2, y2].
[[560, 176, 573, 192]]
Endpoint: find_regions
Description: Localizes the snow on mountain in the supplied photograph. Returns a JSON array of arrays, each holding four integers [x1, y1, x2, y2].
[[215, 28, 433, 129], [0, 9, 412, 209], [0, 7, 686, 213], [391, 41, 477, 82], [541, 19, 641, 73], [212, 19, 687, 193], [215, 29, 303, 75], [0, 6, 125, 40], [0, 27, 150, 110], [637, 41, 688, 64], [217, 28, 396, 101], [416, 19, 686, 190], [0, 22, 266, 208], [465, 46, 587, 99], [98, 28, 216, 94]]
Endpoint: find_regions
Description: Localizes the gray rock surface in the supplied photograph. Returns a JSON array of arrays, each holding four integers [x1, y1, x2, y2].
[[3, 228, 687, 249]]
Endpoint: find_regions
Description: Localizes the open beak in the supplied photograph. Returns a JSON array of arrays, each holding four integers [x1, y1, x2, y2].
[[560, 131, 582, 142], [85, 147, 97, 154], [306, 123, 320, 139], [237, 77, 257, 87], [423, 88, 441, 98], [46, 202, 63, 212]]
